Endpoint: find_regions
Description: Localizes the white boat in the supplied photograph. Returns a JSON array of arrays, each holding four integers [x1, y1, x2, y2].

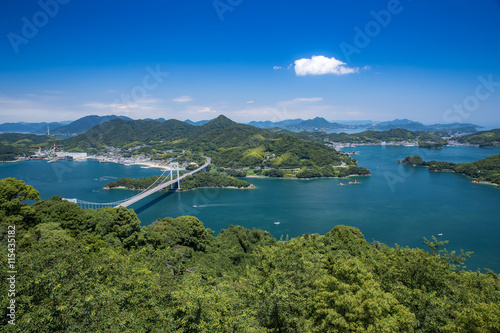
[[438, 233, 443, 237], [274, 221, 280, 225], [193, 205, 197, 208]]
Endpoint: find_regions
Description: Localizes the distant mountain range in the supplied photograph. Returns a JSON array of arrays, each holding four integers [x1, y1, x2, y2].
[[0, 121, 71, 134], [0, 115, 483, 136], [0, 115, 132, 135], [371, 119, 481, 133], [184, 119, 212, 126], [245, 117, 481, 133]]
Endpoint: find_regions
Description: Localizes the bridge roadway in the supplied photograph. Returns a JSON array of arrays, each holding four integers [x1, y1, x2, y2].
[[116, 157, 211, 208]]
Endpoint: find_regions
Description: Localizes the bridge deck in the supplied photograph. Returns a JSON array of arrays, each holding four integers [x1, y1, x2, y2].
[[116, 157, 211, 208]]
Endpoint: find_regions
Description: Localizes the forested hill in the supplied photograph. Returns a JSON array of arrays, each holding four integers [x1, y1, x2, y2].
[[0, 133, 58, 160], [1, 178, 499, 332], [63, 118, 196, 150], [63, 115, 356, 170], [290, 128, 447, 146], [457, 129, 500, 147], [401, 153, 500, 185]]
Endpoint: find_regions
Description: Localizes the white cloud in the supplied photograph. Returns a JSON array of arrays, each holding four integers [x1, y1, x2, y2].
[[273, 66, 282, 70], [294, 55, 358, 76], [197, 107, 217, 113], [173, 95, 193, 102], [245, 100, 255, 104]]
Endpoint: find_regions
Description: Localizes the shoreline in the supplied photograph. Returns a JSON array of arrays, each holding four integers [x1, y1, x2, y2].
[[104, 184, 256, 191], [246, 174, 370, 180], [404, 164, 499, 188]]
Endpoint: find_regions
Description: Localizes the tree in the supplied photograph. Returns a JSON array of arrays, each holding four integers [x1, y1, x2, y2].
[[0, 178, 39, 240], [311, 257, 416, 332]]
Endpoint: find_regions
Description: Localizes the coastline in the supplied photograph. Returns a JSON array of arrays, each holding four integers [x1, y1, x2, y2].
[[104, 184, 256, 191], [246, 174, 369, 180], [405, 163, 499, 188]]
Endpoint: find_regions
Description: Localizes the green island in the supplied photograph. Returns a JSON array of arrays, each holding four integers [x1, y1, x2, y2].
[[400, 153, 500, 186], [289, 128, 448, 148], [105, 171, 255, 191], [1, 177, 500, 332]]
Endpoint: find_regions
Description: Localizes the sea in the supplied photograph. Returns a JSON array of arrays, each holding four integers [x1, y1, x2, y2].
[[1, 145, 499, 272]]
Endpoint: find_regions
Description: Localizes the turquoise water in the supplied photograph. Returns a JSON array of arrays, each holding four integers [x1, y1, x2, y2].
[[1, 146, 499, 272]]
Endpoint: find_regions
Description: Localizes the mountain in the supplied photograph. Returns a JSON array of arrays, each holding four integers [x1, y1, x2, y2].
[[284, 117, 355, 132], [51, 115, 133, 135], [184, 119, 213, 126], [61, 114, 355, 170], [331, 120, 377, 126], [372, 119, 481, 133], [0, 121, 69, 134], [376, 119, 419, 127], [64, 118, 195, 150], [247, 119, 304, 129], [144, 118, 166, 122]]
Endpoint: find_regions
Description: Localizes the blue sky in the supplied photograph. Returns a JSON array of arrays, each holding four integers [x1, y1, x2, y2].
[[1, 0, 499, 125]]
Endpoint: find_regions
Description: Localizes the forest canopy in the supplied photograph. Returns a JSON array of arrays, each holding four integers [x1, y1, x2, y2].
[[1, 178, 500, 332], [401, 153, 500, 185]]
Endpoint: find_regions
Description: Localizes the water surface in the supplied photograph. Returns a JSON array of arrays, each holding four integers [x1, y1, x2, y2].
[[1, 146, 499, 271]]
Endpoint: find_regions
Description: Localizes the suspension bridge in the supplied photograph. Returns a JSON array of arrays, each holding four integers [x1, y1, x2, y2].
[[64, 157, 211, 209]]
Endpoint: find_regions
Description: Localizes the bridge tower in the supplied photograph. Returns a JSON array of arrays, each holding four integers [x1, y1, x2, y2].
[[169, 162, 180, 189]]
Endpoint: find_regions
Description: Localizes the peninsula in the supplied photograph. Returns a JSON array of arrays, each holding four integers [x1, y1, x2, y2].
[[400, 153, 500, 187]]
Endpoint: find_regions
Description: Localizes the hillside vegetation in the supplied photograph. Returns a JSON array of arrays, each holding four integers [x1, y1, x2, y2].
[[105, 171, 254, 191], [457, 129, 500, 147], [63, 115, 358, 173], [401, 153, 500, 185], [293, 128, 447, 147], [1, 178, 499, 332]]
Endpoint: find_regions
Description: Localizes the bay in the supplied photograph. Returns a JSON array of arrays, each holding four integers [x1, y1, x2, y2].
[[1, 145, 499, 272]]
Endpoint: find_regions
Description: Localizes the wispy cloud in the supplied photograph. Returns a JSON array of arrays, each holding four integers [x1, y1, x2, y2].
[[273, 66, 282, 70], [173, 95, 193, 102], [0, 96, 73, 122], [233, 96, 367, 123], [245, 100, 255, 104], [294, 55, 358, 76], [42, 90, 67, 94], [197, 106, 217, 113]]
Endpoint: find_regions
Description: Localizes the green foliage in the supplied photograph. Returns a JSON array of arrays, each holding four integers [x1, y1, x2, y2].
[[457, 129, 500, 147], [225, 169, 247, 177], [403, 154, 500, 184], [401, 156, 426, 166], [0, 143, 23, 161], [3, 179, 500, 332], [262, 169, 285, 177], [312, 257, 417, 332], [139, 215, 213, 252], [298, 128, 446, 146], [0, 178, 40, 238], [105, 175, 169, 190], [181, 171, 253, 190]]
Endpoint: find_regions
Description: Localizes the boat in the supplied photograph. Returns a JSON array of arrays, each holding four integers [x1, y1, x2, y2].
[[438, 233, 443, 237], [274, 221, 280, 225], [339, 183, 345, 186], [193, 205, 197, 208]]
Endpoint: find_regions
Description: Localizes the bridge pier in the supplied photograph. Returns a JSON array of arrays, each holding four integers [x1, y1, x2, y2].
[[170, 162, 180, 190]]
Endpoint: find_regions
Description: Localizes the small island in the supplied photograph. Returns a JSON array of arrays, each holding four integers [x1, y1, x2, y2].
[[104, 171, 255, 192], [400, 153, 500, 187]]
